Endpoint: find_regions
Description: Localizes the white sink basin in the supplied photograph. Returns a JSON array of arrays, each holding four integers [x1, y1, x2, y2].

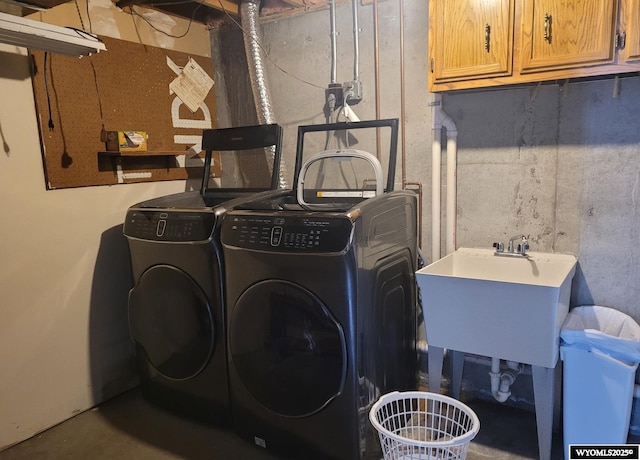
[[416, 247, 577, 368]]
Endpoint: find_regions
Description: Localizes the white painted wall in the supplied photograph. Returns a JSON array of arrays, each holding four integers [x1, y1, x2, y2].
[[0, 1, 211, 449]]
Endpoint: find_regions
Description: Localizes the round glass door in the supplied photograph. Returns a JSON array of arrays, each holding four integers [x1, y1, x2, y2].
[[129, 265, 214, 380], [230, 280, 346, 417]]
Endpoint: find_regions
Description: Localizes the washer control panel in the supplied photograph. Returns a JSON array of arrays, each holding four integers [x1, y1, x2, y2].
[[124, 210, 216, 242], [222, 213, 353, 253]]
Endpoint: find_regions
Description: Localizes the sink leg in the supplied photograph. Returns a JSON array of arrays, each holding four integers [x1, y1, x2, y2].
[[532, 364, 557, 460], [428, 346, 444, 394], [450, 350, 464, 399], [554, 362, 562, 433]]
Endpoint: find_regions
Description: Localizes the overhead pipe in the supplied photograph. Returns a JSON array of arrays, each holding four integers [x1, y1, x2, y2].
[[329, 0, 338, 85], [240, 0, 288, 189], [352, 0, 360, 82]]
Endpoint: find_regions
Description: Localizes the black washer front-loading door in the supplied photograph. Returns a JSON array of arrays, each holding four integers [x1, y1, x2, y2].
[[230, 280, 347, 417], [129, 265, 215, 380]]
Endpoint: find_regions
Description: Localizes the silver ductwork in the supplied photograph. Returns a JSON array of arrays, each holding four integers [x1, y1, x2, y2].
[[240, 0, 288, 189]]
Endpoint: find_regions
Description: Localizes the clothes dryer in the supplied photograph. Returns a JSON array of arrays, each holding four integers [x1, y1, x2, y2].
[[221, 120, 418, 459], [123, 124, 283, 424]]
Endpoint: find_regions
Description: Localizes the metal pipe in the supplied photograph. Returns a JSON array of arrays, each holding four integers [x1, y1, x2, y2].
[[352, 0, 360, 81], [400, 0, 406, 189], [330, 0, 338, 84], [398, 0, 423, 247], [405, 181, 423, 247], [373, 0, 381, 158]]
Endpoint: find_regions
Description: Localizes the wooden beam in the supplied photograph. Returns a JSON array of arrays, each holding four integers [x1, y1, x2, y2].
[[201, 0, 238, 15], [279, 0, 307, 7], [261, 0, 349, 21]]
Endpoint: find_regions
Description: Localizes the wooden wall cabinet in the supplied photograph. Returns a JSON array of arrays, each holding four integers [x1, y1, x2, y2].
[[429, 0, 515, 82], [621, 0, 640, 62], [429, 0, 640, 92]]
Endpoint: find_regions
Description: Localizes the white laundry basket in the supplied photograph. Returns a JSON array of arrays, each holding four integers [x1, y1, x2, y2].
[[369, 391, 480, 460]]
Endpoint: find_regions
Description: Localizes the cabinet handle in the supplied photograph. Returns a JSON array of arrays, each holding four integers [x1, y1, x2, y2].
[[485, 24, 491, 52], [544, 13, 552, 43]]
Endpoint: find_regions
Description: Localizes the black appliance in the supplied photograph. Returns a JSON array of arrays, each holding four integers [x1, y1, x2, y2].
[[221, 119, 418, 458], [123, 124, 283, 424]]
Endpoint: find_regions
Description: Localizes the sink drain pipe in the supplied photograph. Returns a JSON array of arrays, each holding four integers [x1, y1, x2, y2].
[[490, 358, 523, 403], [416, 343, 526, 403]]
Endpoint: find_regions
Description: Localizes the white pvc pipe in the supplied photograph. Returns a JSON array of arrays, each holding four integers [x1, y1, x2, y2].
[[431, 123, 442, 262], [491, 357, 501, 374], [431, 94, 458, 261], [445, 128, 458, 255], [490, 358, 510, 403], [489, 357, 523, 403]]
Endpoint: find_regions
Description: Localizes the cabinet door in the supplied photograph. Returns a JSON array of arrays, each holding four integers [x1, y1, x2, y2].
[[520, 0, 618, 73], [429, 0, 514, 83], [621, 0, 640, 62]]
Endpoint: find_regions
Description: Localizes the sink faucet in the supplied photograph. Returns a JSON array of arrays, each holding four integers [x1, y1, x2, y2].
[[508, 234, 527, 253], [493, 234, 529, 257]]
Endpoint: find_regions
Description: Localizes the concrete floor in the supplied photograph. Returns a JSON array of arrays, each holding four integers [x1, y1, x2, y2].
[[0, 387, 564, 460]]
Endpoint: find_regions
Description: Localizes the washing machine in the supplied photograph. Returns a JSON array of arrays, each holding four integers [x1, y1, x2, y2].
[[221, 120, 419, 459], [123, 124, 283, 424]]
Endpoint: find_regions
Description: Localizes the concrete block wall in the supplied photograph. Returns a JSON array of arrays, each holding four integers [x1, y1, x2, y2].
[[212, 0, 640, 414]]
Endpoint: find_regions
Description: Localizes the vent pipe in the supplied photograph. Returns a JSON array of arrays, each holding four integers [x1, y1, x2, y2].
[[240, 0, 288, 189]]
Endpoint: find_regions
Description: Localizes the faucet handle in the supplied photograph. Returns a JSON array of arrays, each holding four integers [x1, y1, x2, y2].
[[517, 237, 529, 255], [493, 242, 504, 253]]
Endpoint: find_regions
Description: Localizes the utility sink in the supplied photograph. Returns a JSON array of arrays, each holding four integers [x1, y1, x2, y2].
[[416, 247, 578, 368]]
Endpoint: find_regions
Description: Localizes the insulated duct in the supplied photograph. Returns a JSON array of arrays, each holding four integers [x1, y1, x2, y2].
[[240, 0, 288, 189]]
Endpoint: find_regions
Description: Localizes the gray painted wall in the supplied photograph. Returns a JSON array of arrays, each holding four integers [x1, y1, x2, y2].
[[213, 0, 640, 412], [448, 80, 640, 315]]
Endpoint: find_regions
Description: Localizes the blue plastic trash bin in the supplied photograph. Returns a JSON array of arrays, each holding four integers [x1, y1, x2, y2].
[[561, 305, 640, 460]]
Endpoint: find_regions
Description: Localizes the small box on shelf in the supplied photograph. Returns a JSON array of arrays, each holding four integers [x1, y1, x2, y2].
[[102, 130, 148, 152]]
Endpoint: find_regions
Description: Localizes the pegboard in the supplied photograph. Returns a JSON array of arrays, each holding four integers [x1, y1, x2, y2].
[[30, 36, 220, 189]]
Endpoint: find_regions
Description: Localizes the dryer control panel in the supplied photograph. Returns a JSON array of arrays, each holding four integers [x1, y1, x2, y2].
[[222, 213, 353, 253], [124, 210, 217, 242]]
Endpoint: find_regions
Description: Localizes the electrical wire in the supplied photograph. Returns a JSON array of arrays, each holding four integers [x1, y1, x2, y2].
[[73, 0, 85, 30], [123, 0, 206, 39], [88, 56, 105, 130], [122, 0, 324, 90], [43, 52, 54, 131], [71, 0, 106, 130], [129, 1, 203, 39], [63, 27, 103, 42], [70, 0, 101, 42], [216, 0, 325, 91], [85, 0, 93, 33]]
